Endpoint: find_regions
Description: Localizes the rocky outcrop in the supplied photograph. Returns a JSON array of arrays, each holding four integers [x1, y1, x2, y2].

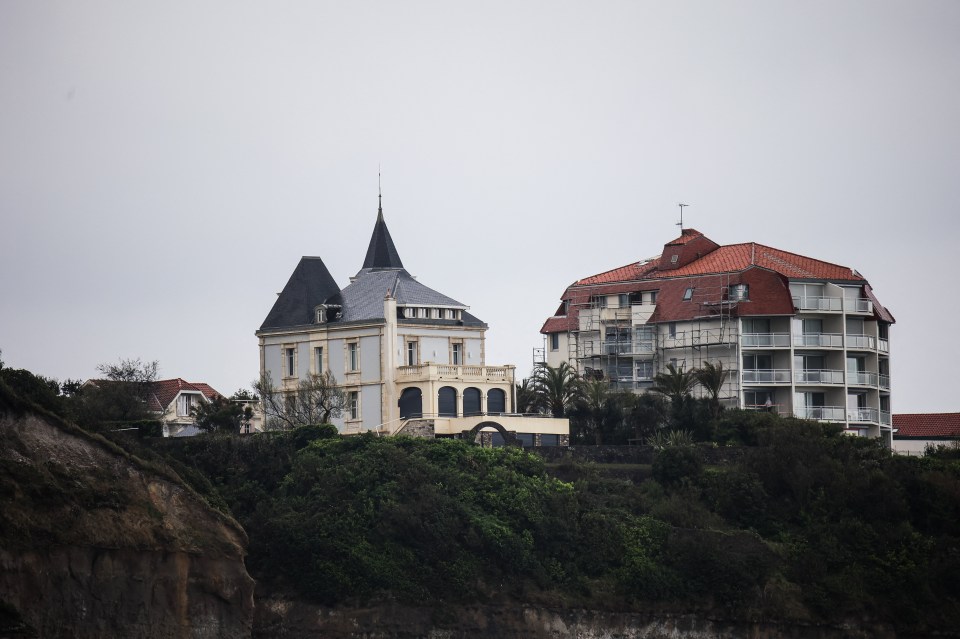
[[254, 599, 900, 639], [0, 395, 255, 638]]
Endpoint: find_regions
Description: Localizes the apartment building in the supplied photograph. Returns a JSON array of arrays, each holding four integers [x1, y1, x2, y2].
[[540, 228, 894, 442], [256, 197, 568, 445]]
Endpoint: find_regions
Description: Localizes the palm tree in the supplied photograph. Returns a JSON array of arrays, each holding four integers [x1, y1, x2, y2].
[[515, 377, 544, 414], [533, 362, 582, 418], [694, 360, 729, 418], [652, 363, 697, 405], [580, 378, 612, 444]]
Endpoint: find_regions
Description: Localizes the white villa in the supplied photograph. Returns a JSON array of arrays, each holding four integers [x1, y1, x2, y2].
[[256, 196, 569, 446]]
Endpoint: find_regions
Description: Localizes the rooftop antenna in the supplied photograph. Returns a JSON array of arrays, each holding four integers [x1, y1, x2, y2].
[[677, 203, 689, 230], [378, 166, 382, 216]]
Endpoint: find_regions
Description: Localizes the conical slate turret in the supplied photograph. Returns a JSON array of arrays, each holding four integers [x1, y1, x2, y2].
[[361, 199, 404, 270]]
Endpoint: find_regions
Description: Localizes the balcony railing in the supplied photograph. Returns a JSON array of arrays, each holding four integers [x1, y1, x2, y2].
[[879, 374, 891, 390], [793, 296, 843, 312], [794, 406, 846, 421], [795, 369, 845, 384], [880, 410, 892, 426], [397, 364, 514, 382], [603, 342, 633, 355], [843, 298, 874, 314], [633, 339, 656, 353], [793, 333, 844, 348], [846, 334, 876, 350], [742, 369, 792, 384], [848, 407, 879, 423], [848, 371, 878, 387], [878, 338, 889, 353], [742, 333, 790, 348]]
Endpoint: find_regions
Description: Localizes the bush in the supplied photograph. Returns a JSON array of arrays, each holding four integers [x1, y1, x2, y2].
[[652, 446, 702, 486]]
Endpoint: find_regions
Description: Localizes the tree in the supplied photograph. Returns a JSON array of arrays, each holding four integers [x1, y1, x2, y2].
[[97, 357, 159, 384], [192, 394, 253, 434], [532, 362, 582, 418], [71, 358, 160, 428], [576, 378, 612, 444], [515, 377, 544, 414], [231, 388, 258, 401], [695, 361, 729, 418], [254, 370, 345, 430], [652, 363, 697, 405]]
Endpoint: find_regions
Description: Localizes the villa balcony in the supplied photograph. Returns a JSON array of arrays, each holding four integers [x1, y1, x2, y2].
[[793, 296, 842, 312], [742, 369, 791, 384], [793, 333, 843, 348], [843, 298, 874, 314], [396, 364, 514, 384], [846, 334, 876, 350], [742, 333, 790, 348], [794, 406, 846, 422], [848, 371, 879, 387], [795, 369, 845, 385]]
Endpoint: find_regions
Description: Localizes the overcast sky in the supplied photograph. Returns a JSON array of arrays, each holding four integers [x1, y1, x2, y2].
[[1, 1, 958, 414]]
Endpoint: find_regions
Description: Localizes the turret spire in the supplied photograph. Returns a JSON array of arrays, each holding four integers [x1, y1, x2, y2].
[[362, 177, 404, 270]]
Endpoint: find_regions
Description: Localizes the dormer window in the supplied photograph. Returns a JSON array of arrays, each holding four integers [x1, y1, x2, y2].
[[730, 284, 749, 301], [315, 306, 327, 323], [670, 254, 679, 264], [683, 287, 694, 301]]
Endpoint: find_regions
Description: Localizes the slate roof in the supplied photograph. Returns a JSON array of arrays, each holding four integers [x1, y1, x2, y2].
[[260, 257, 340, 330], [259, 204, 485, 330], [893, 413, 960, 438]]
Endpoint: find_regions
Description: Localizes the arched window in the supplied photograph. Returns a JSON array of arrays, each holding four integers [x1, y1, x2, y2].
[[463, 387, 482, 416], [399, 387, 423, 419], [487, 388, 506, 414], [438, 386, 457, 417]]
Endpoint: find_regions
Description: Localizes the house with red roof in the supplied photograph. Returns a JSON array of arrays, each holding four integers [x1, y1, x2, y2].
[[541, 228, 895, 443], [892, 413, 960, 455]]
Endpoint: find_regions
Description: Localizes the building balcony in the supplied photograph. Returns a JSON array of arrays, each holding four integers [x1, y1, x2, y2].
[[848, 407, 880, 423], [795, 369, 845, 385], [879, 374, 891, 390], [742, 333, 790, 348], [396, 364, 514, 383], [603, 342, 634, 356], [742, 369, 791, 384], [793, 296, 842, 312], [843, 298, 874, 314], [878, 338, 889, 353], [793, 333, 843, 348], [794, 406, 846, 422], [848, 371, 879, 387], [846, 334, 876, 350]]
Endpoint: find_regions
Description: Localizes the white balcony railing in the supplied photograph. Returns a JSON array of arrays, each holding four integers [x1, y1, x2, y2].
[[879, 374, 891, 390], [742, 369, 792, 384], [848, 407, 879, 423], [843, 298, 874, 314], [795, 369, 845, 384], [397, 364, 514, 382], [878, 338, 889, 353], [742, 333, 790, 348], [793, 333, 844, 348], [846, 334, 876, 350], [880, 410, 892, 426], [633, 340, 656, 353], [795, 406, 846, 421], [793, 296, 843, 312], [848, 371, 879, 387]]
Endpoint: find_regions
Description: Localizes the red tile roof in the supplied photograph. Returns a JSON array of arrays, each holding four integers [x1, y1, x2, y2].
[[150, 379, 222, 411], [893, 413, 960, 438]]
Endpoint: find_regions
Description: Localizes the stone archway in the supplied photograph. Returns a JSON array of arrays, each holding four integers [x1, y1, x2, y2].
[[463, 421, 520, 447]]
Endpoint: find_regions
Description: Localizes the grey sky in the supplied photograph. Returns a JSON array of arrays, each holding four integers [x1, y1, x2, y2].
[[1, 1, 957, 413]]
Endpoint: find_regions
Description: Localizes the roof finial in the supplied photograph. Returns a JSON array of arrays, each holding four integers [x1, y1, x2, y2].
[[378, 167, 383, 220]]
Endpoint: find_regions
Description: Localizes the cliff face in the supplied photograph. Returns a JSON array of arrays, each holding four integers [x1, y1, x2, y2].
[[0, 400, 255, 638]]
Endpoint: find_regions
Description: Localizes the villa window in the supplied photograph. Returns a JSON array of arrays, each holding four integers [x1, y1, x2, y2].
[[314, 346, 323, 374], [315, 307, 326, 323], [284, 347, 296, 378], [452, 342, 463, 365], [406, 341, 418, 366], [590, 295, 607, 308], [347, 342, 359, 371], [347, 391, 359, 420], [549, 333, 559, 351], [635, 360, 654, 381], [618, 294, 630, 308], [669, 322, 677, 338]]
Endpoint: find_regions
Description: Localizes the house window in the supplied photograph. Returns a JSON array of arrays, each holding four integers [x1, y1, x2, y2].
[[618, 294, 630, 308], [176, 394, 193, 417], [549, 333, 559, 351], [347, 391, 359, 420], [406, 341, 418, 366], [669, 322, 677, 338], [284, 347, 296, 377], [417, 308, 427, 319], [590, 295, 607, 308], [730, 284, 749, 301], [878, 323, 889, 340], [670, 254, 679, 264], [683, 287, 694, 301], [315, 307, 326, 323], [314, 346, 323, 374], [648, 291, 658, 304], [452, 342, 463, 365], [347, 342, 359, 371]]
